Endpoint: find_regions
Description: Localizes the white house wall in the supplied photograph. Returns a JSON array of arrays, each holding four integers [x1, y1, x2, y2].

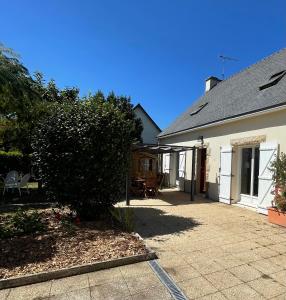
[[159, 108, 286, 201], [134, 107, 161, 144]]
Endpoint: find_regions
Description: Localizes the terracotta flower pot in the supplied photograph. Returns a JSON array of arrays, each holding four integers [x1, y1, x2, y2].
[[268, 207, 286, 227]]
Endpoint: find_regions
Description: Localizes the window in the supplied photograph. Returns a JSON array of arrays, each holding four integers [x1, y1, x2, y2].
[[240, 146, 260, 197], [259, 70, 286, 91], [140, 158, 153, 172], [270, 70, 286, 80], [190, 103, 208, 116]]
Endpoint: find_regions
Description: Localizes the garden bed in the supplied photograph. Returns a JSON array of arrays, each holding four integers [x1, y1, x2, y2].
[[0, 209, 148, 280]]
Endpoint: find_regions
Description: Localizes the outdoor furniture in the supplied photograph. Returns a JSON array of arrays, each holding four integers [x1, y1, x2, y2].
[[130, 177, 145, 197], [143, 177, 158, 198], [2, 170, 19, 195], [3, 172, 30, 196]]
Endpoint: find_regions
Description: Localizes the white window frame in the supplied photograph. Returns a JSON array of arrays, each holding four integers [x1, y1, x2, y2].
[[237, 145, 260, 207]]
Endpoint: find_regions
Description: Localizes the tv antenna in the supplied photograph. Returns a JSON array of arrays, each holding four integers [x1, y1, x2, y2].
[[219, 55, 239, 79]]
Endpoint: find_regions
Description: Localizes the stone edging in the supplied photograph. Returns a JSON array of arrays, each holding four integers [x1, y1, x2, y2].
[[0, 233, 156, 290]]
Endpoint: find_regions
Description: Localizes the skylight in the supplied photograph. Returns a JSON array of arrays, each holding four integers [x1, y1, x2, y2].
[[259, 70, 286, 91], [190, 103, 208, 116], [270, 70, 286, 80]]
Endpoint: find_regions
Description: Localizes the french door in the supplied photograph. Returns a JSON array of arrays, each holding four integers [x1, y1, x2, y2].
[[239, 146, 260, 207]]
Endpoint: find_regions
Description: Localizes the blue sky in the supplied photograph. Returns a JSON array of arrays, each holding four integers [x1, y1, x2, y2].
[[0, 1, 285, 129]]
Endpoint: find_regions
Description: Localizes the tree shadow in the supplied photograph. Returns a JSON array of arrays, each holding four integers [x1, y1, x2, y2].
[[130, 190, 217, 206], [132, 206, 201, 238], [0, 234, 57, 270]]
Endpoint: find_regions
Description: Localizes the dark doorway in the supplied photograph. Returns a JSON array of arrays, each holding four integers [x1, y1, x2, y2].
[[199, 148, 207, 193]]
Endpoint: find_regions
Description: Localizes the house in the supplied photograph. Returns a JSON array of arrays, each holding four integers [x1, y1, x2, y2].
[[158, 48, 286, 214], [134, 103, 161, 144], [132, 104, 161, 179]]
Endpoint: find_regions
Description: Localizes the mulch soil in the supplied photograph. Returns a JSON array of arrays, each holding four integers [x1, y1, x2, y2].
[[0, 209, 148, 279]]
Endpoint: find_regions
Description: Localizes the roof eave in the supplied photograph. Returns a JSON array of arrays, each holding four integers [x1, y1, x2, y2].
[[158, 102, 286, 139]]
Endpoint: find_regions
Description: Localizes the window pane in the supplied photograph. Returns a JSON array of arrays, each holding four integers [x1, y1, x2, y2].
[[253, 147, 260, 196], [241, 148, 252, 195]]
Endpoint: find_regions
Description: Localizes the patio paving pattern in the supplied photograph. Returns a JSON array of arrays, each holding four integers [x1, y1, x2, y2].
[[131, 189, 286, 299], [3, 189, 286, 299]]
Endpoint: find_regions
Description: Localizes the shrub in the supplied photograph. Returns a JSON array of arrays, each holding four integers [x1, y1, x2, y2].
[[110, 207, 135, 233], [0, 209, 46, 239], [0, 151, 31, 174], [270, 152, 286, 211], [32, 96, 141, 219]]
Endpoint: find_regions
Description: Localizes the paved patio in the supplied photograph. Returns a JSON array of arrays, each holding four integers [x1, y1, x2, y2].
[[131, 189, 286, 299], [2, 189, 286, 299], [0, 262, 173, 300]]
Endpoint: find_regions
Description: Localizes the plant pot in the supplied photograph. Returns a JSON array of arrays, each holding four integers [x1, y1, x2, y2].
[[268, 207, 286, 227]]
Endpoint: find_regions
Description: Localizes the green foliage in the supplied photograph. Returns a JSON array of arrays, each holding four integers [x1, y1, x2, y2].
[[110, 207, 135, 233], [274, 194, 286, 212], [0, 44, 80, 154], [32, 94, 142, 219], [270, 152, 286, 189], [270, 152, 286, 211], [0, 209, 46, 239], [0, 150, 31, 173]]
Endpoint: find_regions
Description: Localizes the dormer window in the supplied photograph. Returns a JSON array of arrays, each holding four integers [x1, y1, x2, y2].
[[259, 70, 286, 91], [190, 103, 208, 116]]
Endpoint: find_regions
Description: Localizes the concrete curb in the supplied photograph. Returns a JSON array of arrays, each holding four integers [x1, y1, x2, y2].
[[0, 233, 156, 290]]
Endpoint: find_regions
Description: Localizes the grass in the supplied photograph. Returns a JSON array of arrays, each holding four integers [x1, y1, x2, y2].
[[0, 181, 38, 189]]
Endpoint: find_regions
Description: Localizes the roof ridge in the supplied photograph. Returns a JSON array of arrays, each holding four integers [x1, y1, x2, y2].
[[159, 48, 286, 137], [216, 47, 286, 87]]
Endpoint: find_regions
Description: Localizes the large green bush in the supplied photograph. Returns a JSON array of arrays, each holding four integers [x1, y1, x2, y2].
[[32, 96, 141, 219], [0, 150, 31, 174]]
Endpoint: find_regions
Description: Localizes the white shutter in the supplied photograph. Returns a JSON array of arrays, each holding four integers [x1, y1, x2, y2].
[[178, 151, 186, 191], [163, 153, 171, 187], [163, 154, 170, 173], [257, 142, 278, 215], [178, 152, 185, 178], [219, 146, 232, 204]]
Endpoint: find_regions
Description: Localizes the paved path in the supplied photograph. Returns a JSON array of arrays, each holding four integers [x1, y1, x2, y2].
[[0, 262, 173, 300], [132, 189, 286, 299], [3, 189, 286, 299]]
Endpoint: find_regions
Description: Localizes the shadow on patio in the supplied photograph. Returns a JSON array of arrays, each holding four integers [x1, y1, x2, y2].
[[129, 188, 216, 206], [132, 206, 201, 238]]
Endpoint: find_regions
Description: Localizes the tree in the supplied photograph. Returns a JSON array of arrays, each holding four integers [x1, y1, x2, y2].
[[0, 44, 80, 153], [32, 97, 142, 219]]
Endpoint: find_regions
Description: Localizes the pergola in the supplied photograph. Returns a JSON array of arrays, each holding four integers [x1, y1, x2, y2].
[[126, 143, 197, 205]]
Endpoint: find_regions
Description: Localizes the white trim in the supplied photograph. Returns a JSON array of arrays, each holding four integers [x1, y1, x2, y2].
[[233, 203, 257, 212], [219, 198, 231, 204], [257, 206, 268, 215], [237, 145, 260, 207], [159, 104, 286, 139]]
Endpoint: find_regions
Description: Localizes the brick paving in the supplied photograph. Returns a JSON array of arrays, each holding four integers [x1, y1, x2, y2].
[[133, 189, 286, 299]]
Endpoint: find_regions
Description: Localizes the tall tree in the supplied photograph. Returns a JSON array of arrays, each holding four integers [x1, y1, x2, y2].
[[0, 44, 80, 153]]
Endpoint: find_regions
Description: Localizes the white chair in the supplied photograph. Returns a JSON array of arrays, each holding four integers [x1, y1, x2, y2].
[[18, 173, 31, 196], [3, 172, 30, 196], [3, 170, 19, 195]]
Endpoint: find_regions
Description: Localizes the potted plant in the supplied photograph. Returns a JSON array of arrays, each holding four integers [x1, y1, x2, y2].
[[268, 153, 286, 226]]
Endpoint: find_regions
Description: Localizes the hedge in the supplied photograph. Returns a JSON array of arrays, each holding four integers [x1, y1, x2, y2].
[[32, 99, 140, 219]]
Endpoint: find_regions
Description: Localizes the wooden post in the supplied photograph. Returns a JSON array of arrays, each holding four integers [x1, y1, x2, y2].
[[126, 173, 130, 206], [190, 148, 196, 201]]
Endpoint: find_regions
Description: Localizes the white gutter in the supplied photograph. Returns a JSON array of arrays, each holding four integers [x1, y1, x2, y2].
[[159, 104, 286, 139]]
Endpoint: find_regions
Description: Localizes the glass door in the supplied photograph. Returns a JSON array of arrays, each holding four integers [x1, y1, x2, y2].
[[239, 146, 260, 207]]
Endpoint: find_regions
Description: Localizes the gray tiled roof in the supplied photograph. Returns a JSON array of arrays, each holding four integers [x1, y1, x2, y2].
[[159, 48, 286, 137]]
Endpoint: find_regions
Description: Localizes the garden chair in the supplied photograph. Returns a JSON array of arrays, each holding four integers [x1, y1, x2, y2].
[[2, 170, 19, 195], [17, 173, 31, 196], [3, 172, 30, 196], [143, 177, 158, 198]]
